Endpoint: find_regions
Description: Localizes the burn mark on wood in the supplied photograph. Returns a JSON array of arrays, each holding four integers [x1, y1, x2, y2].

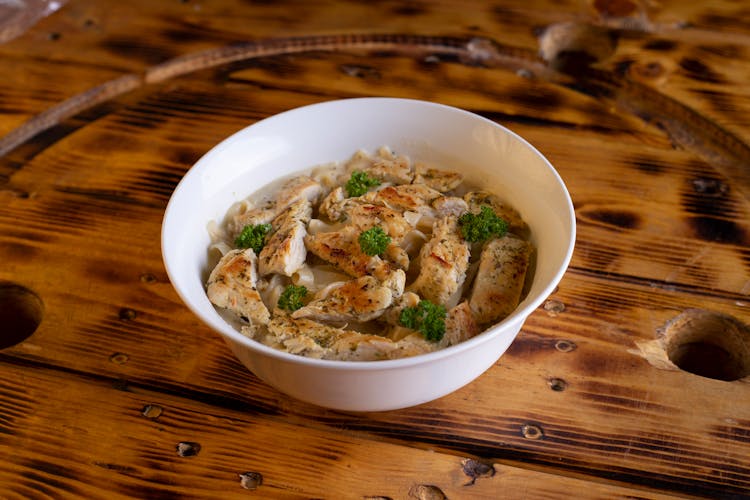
[[1, 241, 40, 261], [689, 88, 747, 122], [339, 63, 382, 80], [128, 169, 184, 201], [578, 380, 669, 411], [642, 39, 677, 51], [687, 216, 747, 245], [682, 174, 736, 219], [506, 331, 563, 357], [697, 43, 746, 59], [678, 57, 725, 84], [696, 13, 750, 33], [710, 420, 750, 444], [93, 462, 139, 474], [491, 6, 527, 26], [584, 209, 641, 231], [593, 0, 638, 17], [629, 155, 665, 174], [390, 3, 427, 16], [101, 36, 178, 65], [505, 85, 566, 111], [17, 458, 88, 496]]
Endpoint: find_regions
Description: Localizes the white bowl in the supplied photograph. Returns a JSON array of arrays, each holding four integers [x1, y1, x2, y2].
[[162, 97, 575, 412]]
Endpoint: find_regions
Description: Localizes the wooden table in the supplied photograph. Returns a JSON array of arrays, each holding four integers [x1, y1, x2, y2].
[[1, 1, 749, 498]]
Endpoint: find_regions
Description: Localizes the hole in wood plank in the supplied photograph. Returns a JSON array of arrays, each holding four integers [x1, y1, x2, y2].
[[0, 282, 44, 349], [662, 309, 750, 381]]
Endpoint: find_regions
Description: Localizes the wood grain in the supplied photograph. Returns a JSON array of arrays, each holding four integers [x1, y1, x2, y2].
[[0, 360, 692, 499], [1, 0, 749, 498]]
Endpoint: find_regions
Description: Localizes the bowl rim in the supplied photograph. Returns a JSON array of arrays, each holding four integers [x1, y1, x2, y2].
[[162, 97, 576, 371]]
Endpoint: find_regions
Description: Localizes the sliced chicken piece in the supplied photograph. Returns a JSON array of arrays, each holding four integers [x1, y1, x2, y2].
[[369, 154, 414, 184], [361, 184, 442, 214], [347, 203, 412, 242], [231, 176, 323, 238], [318, 186, 346, 222], [433, 196, 468, 218], [206, 248, 270, 326], [408, 215, 470, 306], [469, 236, 532, 325], [322, 184, 442, 224], [258, 198, 311, 277], [463, 191, 528, 235], [440, 301, 481, 348], [304, 226, 394, 280], [292, 275, 394, 323], [380, 268, 406, 298], [413, 163, 463, 192], [266, 316, 435, 361]]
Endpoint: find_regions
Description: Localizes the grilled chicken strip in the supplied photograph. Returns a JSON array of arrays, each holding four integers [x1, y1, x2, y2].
[[347, 203, 412, 241], [231, 176, 323, 238], [265, 315, 435, 361], [441, 301, 481, 347], [292, 275, 395, 323], [469, 236, 532, 325], [368, 154, 414, 184], [258, 198, 311, 277], [318, 186, 347, 221], [206, 248, 270, 326], [464, 191, 528, 235], [413, 163, 463, 192], [362, 184, 443, 214], [304, 226, 394, 281], [432, 196, 468, 217], [409, 215, 470, 306], [321, 183, 443, 224]]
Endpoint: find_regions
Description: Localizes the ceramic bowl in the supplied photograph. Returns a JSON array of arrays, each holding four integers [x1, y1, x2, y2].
[[162, 97, 575, 411]]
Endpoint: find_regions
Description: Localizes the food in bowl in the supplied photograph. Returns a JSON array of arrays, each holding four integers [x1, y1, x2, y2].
[[162, 97, 575, 411], [205, 146, 534, 361]]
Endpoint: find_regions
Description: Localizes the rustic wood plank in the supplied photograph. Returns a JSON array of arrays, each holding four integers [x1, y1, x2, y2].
[[1, 0, 749, 498], [0, 360, 689, 500], [0, 43, 748, 497]]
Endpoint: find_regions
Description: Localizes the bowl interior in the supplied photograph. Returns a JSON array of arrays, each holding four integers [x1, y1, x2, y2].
[[162, 97, 575, 364]]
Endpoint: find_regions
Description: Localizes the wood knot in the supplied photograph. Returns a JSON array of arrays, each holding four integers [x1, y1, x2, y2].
[[461, 458, 495, 485], [239, 471, 263, 490], [176, 441, 201, 457], [141, 404, 163, 419], [554, 339, 577, 352], [521, 423, 544, 440]]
